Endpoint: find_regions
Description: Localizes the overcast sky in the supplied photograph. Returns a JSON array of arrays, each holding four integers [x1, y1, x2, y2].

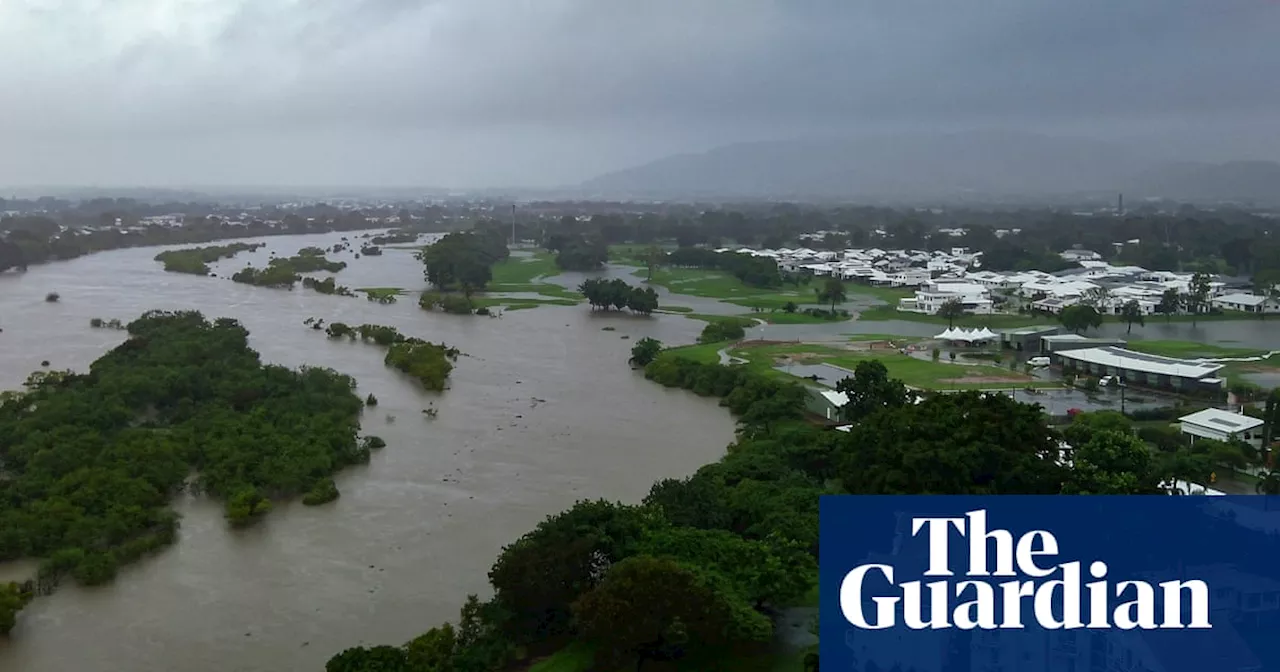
[[1, 0, 1277, 189]]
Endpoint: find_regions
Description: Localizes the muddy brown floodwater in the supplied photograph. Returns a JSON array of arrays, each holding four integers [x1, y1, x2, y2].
[[0, 232, 737, 672]]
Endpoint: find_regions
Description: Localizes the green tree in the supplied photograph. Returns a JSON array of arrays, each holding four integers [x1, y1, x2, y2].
[[1159, 287, 1181, 322], [644, 245, 664, 281], [1120, 300, 1145, 334], [325, 645, 411, 672], [631, 527, 814, 608], [1188, 272, 1213, 326], [1059, 304, 1103, 334], [816, 276, 846, 314], [936, 298, 966, 328], [0, 583, 32, 635], [629, 337, 662, 367], [834, 360, 909, 424], [488, 500, 654, 640], [1062, 430, 1166, 494], [836, 391, 1068, 495], [571, 555, 772, 669]]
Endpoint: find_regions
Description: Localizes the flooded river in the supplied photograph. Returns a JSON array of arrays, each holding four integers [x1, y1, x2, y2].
[[0, 232, 737, 672]]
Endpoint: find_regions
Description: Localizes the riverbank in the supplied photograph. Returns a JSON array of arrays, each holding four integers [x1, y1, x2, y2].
[[0, 231, 736, 672]]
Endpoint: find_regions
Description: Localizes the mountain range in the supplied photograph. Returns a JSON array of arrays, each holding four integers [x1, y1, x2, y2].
[[578, 131, 1280, 204]]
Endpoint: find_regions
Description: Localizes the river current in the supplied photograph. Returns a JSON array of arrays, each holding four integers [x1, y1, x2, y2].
[[0, 232, 737, 672]]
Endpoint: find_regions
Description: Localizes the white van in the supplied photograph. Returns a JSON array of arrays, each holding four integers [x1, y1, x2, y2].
[[1027, 356, 1051, 367]]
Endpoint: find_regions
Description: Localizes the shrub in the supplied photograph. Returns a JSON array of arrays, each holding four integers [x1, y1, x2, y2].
[[45, 292, 60, 303]]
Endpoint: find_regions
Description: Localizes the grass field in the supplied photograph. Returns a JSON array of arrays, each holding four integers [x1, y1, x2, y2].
[[1122, 339, 1271, 359], [855, 306, 1050, 329], [478, 252, 585, 305], [756, 311, 851, 325], [639, 268, 912, 311], [664, 341, 1055, 390]]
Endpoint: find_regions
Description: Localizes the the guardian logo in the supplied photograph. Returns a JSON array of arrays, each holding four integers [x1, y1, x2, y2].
[[840, 509, 1212, 631]]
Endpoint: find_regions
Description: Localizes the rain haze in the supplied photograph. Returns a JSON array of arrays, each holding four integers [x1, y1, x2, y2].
[[1, 0, 1279, 191]]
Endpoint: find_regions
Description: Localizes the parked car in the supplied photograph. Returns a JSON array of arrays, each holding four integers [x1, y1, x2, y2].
[[1027, 356, 1051, 367]]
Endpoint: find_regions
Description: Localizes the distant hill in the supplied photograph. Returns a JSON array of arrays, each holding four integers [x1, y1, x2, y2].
[[579, 132, 1280, 204]]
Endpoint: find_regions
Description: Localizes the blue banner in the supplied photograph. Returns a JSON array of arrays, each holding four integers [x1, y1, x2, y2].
[[820, 495, 1280, 672]]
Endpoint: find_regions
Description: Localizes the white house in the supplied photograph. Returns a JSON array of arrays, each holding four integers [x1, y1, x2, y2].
[[1179, 408, 1266, 450], [899, 280, 993, 315], [1213, 292, 1280, 314]]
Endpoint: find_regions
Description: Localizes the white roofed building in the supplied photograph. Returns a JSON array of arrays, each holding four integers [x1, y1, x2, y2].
[[1179, 408, 1266, 450]]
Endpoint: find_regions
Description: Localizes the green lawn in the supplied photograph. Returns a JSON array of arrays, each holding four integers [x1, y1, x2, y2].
[[681, 314, 761, 329], [660, 305, 695, 313], [662, 342, 731, 365], [856, 306, 1050, 329], [1123, 339, 1271, 359], [708, 343, 1056, 391], [491, 251, 561, 285], [846, 334, 926, 344], [470, 296, 580, 310], [756, 311, 851, 325], [640, 268, 911, 311], [482, 251, 584, 304]]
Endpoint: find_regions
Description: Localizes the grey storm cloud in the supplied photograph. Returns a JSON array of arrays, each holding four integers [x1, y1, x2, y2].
[[0, 0, 1277, 187]]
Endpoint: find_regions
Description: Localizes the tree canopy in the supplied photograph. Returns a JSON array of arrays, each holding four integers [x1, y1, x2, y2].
[[0, 311, 379, 628]]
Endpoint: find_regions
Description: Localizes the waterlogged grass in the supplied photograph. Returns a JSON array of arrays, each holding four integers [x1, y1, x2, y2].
[[756, 311, 851, 325], [491, 251, 561, 285], [355, 287, 404, 300], [484, 251, 583, 304], [682, 314, 761, 329], [1122, 339, 1270, 359], [469, 296, 579, 311], [659, 305, 695, 313]]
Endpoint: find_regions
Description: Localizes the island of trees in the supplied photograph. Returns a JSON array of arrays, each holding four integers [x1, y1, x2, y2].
[[153, 242, 265, 275], [577, 278, 659, 314], [0, 311, 386, 633], [311, 320, 460, 391], [232, 248, 348, 289], [416, 229, 511, 314]]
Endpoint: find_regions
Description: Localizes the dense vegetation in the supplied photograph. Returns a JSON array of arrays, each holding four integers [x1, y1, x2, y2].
[[232, 250, 348, 289], [0, 209, 383, 273], [0, 311, 381, 632], [153, 242, 265, 275], [419, 229, 510, 296], [546, 233, 609, 271], [303, 277, 355, 296], [698, 320, 748, 344], [326, 332, 1244, 671], [665, 248, 783, 289], [315, 321, 460, 391], [578, 278, 659, 314]]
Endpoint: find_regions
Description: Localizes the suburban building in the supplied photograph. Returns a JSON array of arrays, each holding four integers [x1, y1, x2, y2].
[[898, 280, 994, 315], [999, 325, 1065, 352], [1053, 346, 1226, 393], [1213, 292, 1280, 314], [1039, 333, 1127, 353], [1179, 408, 1266, 449]]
